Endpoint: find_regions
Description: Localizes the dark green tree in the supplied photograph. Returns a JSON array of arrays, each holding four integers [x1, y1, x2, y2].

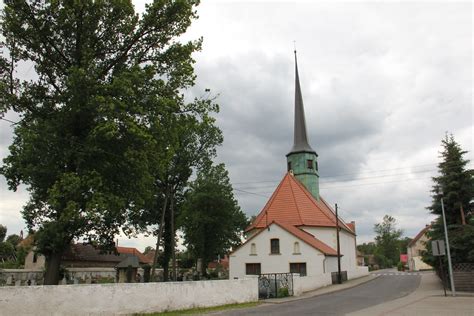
[[0, 0, 200, 284], [374, 215, 403, 268], [180, 164, 248, 276], [423, 135, 474, 268], [0, 225, 6, 242]]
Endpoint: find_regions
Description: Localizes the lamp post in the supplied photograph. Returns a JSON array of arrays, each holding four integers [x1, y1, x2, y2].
[[440, 197, 456, 296]]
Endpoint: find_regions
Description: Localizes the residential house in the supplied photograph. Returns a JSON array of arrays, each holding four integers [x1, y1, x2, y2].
[[407, 225, 432, 271]]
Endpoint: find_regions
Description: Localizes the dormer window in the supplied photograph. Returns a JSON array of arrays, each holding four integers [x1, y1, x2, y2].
[[307, 159, 313, 169]]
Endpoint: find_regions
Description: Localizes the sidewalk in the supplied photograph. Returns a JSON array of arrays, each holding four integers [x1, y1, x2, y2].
[[264, 274, 380, 304], [348, 272, 474, 316]]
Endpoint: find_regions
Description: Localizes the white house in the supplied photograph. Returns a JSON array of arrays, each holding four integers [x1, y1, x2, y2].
[[229, 52, 363, 282], [407, 225, 433, 271]]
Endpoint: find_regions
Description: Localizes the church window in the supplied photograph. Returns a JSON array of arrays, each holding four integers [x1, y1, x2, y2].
[[290, 262, 307, 276], [33, 253, 38, 263], [246, 263, 261, 275], [307, 159, 313, 169], [315, 161, 318, 171], [270, 238, 280, 254], [293, 242, 300, 254], [287, 161, 292, 171], [250, 243, 257, 255]]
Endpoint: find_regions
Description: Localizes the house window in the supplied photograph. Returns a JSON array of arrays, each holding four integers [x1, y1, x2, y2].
[[293, 242, 300, 254], [290, 262, 307, 276], [246, 263, 261, 275], [270, 239, 280, 254], [287, 161, 292, 171], [250, 243, 257, 255], [307, 159, 313, 169]]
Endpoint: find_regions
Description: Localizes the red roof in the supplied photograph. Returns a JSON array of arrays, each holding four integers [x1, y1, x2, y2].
[[116, 246, 152, 264], [408, 225, 431, 248], [246, 173, 354, 234]]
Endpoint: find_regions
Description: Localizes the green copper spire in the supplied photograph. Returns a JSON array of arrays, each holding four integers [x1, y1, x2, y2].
[[286, 50, 320, 200]]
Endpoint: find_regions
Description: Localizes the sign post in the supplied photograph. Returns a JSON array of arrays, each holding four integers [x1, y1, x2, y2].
[[432, 240, 447, 296]]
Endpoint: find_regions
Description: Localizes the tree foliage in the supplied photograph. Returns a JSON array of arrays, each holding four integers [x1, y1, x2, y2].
[[373, 215, 403, 268], [0, 225, 6, 242], [180, 164, 248, 275], [423, 135, 474, 268], [0, 0, 201, 284]]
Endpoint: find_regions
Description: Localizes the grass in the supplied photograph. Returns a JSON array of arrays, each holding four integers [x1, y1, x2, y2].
[[137, 301, 260, 315]]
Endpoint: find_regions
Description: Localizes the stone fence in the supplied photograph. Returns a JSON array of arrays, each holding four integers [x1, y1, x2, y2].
[[0, 278, 258, 315]]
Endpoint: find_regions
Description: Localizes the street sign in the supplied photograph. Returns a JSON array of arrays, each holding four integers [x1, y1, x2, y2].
[[432, 240, 446, 256]]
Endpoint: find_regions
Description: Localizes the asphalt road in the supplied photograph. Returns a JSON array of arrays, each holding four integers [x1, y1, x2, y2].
[[216, 270, 421, 316]]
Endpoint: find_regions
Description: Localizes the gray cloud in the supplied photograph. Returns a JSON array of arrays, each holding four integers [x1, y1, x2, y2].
[[1, 1, 472, 250]]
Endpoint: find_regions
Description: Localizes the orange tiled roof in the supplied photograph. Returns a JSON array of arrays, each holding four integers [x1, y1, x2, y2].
[[246, 173, 354, 234], [116, 246, 152, 264]]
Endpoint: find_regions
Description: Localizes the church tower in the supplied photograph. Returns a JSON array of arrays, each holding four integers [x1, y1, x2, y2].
[[286, 51, 320, 200]]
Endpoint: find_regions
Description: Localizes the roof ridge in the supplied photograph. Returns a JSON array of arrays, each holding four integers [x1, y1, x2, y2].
[[246, 173, 292, 231], [288, 174, 304, 225]]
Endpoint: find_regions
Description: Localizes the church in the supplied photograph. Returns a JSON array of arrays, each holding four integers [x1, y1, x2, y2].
[[229, 52, 365, 282]]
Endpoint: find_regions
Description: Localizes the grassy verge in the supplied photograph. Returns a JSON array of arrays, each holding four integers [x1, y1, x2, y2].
[[137, 301, 260, 315]]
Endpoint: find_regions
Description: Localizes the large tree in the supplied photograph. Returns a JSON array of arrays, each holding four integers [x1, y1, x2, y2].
[[423, 135, 474, 268], [373, 215, 403, 268], [0, 0, 201, 284], [180, 164, 248, 276]]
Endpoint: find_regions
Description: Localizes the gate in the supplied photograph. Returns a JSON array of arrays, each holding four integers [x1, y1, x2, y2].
[[258, 273, 294, 299]]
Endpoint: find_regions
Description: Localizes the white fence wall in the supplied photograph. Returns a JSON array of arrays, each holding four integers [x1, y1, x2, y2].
[[0, 278, 258, 316], [293, 273, 332, 294], [347, 266, 369, 280]]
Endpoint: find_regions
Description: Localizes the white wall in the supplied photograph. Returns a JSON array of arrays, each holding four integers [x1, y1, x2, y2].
[[293, 273, 332, 294], [230, 224, 326, 278], [347, 266, 369, 280], [302, 227, 357, 272], [0, 278, 258, 316]]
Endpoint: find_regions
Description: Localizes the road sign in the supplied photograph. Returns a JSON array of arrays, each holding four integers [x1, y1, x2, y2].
[[432, 240, 446, 256]]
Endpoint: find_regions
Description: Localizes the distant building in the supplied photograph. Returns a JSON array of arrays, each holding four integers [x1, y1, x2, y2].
[[229, 52, 359, 279], [24, 244, 152, 270], [407, 225, 433, 271]]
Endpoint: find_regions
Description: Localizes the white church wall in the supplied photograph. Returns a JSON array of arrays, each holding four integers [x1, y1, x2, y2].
[[301, 227, 357, 272], [229, 224, 326, 279]]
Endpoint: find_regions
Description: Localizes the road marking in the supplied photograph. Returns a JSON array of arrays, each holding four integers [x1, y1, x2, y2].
[[372, 272, 421, 276]]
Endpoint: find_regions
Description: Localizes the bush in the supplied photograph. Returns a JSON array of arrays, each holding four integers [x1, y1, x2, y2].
[[397, 261, 404, 271], [277, 287, 289, 298]]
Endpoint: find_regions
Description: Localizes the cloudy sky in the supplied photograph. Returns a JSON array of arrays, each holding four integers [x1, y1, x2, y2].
[[1, 1, 472, 250]]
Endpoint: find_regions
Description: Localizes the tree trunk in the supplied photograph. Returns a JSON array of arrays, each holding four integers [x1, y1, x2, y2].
[[43, 251, 63, 285], [170, 193, 177, 281], [151, 192, 168, 279]]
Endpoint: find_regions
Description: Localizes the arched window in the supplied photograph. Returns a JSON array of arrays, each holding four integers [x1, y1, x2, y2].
[[270, 239, 280, 254], [250, 243, 257, 255], [293, 242, 301, 254]]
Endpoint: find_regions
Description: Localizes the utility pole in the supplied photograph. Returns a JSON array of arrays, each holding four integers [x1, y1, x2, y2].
[[441, 197, 456, 296], [335, 203, 342, 284]]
